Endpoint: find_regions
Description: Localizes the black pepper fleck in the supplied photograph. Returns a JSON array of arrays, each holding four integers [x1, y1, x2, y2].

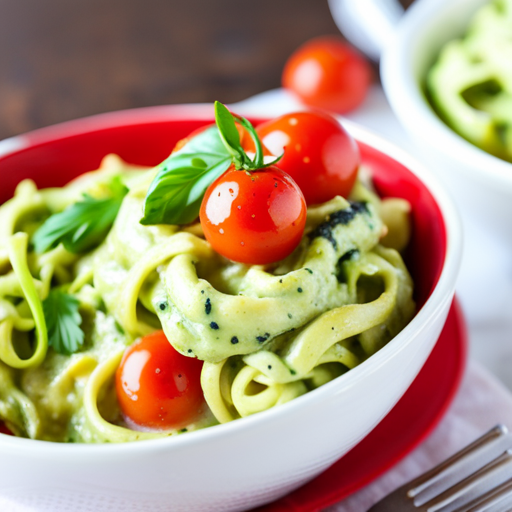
[[179, 428, 188, 433], [297, 287, 303, 293], [231, 336, 239, 345], [158, 302, 167, 311], [290, 369, 296, 375], [201, 290, 205, 294], [304, 268, 313, 274], [205, 298, 211, 315], [210, 322, 219, 330], [279, 279, 283, 284], [268, 365, 272, 370], [256, 332, 270, 343], [287, 313, 292, 319], [188, 349, 193, 354], [274, 182, 278, 187]]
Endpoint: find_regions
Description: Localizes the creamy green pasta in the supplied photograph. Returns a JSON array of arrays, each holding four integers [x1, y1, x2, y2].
[[0, 154, 415, 442], [427, 0, 512, 161]]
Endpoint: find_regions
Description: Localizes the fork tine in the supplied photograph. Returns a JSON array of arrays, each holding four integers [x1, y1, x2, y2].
[[460, 477, 512, 512], [409, 425, 512, 506], [422, 449, 512, 512], [484, 501, 512, 512], [367, 426, 512, 512], [465, 494, 512, 512], [480, 494, 512, 512]]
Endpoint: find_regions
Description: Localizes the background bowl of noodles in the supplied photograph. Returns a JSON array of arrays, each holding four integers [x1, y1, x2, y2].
[[380, 0, 512, 323], [0, 104, 461, 512]]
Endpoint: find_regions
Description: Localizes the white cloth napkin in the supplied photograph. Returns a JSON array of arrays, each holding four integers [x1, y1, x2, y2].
[[328, 361, 512, 511]]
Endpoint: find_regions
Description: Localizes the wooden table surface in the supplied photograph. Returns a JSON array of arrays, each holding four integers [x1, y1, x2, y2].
[[0, 0, 412, 141]]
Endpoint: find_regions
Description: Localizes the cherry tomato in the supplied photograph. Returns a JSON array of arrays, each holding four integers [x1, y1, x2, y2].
[[0, 422, 12, 436], [172, 125, 211, 153], [116, 330, 205, 431], [200, 166, 307, 265], [256, 111, 360, 205], [282, 36, 371, 114]]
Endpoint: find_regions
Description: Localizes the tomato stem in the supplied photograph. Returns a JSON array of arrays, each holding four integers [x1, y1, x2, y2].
[[214, 101, 282, 172], [233, 115, 264, 169]]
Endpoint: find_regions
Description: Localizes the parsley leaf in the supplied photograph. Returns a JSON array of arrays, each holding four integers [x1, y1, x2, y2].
[[140, 126, 233, 225], [42, 289, 84, 355], [32, 178, 128, 254]]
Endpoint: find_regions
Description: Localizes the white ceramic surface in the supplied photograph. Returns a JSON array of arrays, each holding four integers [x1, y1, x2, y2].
[[0, 110, 462, 512]]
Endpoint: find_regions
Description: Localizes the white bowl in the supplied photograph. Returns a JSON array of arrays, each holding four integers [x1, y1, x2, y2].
[[380, 0, 512, 322], [0, 106, 462, 512]]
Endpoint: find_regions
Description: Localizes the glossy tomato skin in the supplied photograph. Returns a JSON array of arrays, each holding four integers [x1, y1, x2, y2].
[[257, 111, 360, 205], [116, 330, 205, 431], [200, 166, 307, 265], [0, 422, 12, 436], [282, 36, 371, 114]]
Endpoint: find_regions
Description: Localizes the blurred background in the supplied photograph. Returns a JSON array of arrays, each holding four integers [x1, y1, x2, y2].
[[0, 0, 412, 140]]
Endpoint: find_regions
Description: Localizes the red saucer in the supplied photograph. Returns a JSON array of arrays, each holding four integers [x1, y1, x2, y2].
[[259, 298, 467, 512]]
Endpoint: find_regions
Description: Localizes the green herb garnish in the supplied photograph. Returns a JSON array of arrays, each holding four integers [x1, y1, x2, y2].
[[42, 289, 84, 355], [33, 178, 128, 254], [214, 101, 281, 171], [140, 125, 233, 225], [140, 101, 282, 226]]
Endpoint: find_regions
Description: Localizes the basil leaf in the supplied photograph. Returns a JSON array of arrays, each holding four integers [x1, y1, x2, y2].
[[32, 178, 128, 254], [214, 101, 245, 167], [140, 126, 232, 225], [42, 289, 84, 356], [215, 101, 283, 170]]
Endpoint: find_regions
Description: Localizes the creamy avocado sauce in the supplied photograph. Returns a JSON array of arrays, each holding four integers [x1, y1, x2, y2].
[[427, 0, 512, 161], [0, 157, 415, 442], [18, 311, 128, 441], [155, 201, 382, 362]]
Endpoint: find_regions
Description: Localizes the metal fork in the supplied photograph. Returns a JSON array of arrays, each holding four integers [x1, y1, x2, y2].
[[369, 425, 512, 512]]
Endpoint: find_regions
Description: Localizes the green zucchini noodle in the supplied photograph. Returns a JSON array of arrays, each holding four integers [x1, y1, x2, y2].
[[0, 154, 415, 442], [427, 0, 512, 161]]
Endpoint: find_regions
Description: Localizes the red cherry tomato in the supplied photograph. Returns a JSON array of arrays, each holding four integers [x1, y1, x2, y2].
[[172, 125, 211, 153], [116, 330, 205, 431], [282, 36, 371, 113], [0, 422, 12, 436], [256, 111, 360, 205], [200, 166, 307, 265]]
